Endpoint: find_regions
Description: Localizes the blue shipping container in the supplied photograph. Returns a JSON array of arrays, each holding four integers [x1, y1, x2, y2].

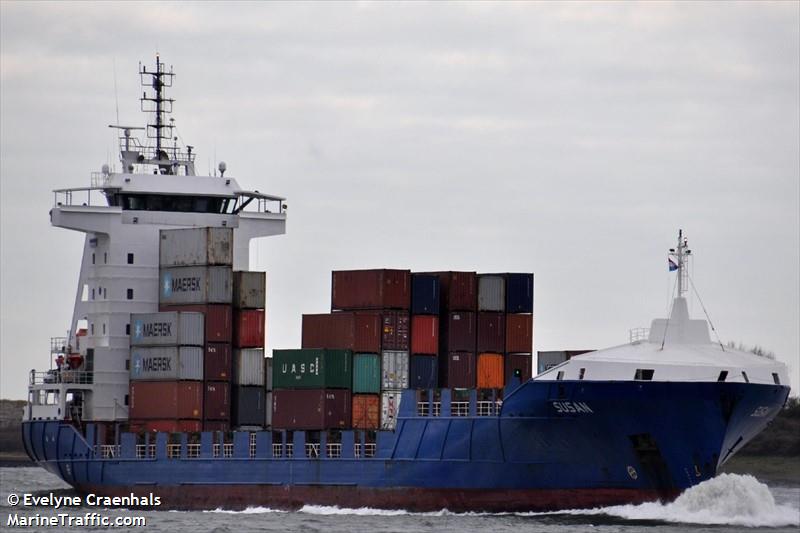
[[409, 355, 438, 389], [411, 274, 440, 315], [506, 273, 534, 313]]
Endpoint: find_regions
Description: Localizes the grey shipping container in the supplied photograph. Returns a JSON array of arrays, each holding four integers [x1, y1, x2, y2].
[[159, 266, 232, 305], [233, 271, 266, 309], [381, 351, 409, 389], [234, 348, 265, 386], [478, 275, 505, 312], [130, 346, 204, 381], [380, 389, 403, 430], [130, 312, 205, 347], [265, 358, 273, 392], [159, 227, 233, 267], [537, 351, 568, 374]]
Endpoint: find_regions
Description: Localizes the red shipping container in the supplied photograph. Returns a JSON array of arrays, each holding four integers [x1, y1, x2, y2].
[[128, 419, 202, 434], [234, 309, 265, 348], [331, 269, 410, 311], [411, 315, 439, 355], [205, 342, 232, 380], [446, 312, 476, 353], [301, 312, 381, 353], [351, 394, 380, 429], [505, 314, 533, 353], [272, 389, 351, 430], [202, 420, 230, 432], [204, 381, 231, 420], [477, 353, 505, 389], [381, 311, 410, 351], [159, 303, 232, 343], [129, 381, 203, 420], [505, 353, 532, 384], [477, 312, 505, 353], [420, 271, 476, 311], [439, 351, 476, 389]]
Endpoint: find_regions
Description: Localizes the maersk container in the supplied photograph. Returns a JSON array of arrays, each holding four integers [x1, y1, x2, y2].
[[233, 271, 266, 309], [331, 269, 410, 310], [411, 274, 440, 315], [446, 312, 477, 352], [439, 351, 476, 389], [420, 271, 476, 311], [265, 358, 273, 392], [204, 342, 232, 381], [272, 349, 351, 390], [411, 315, 438, 355], [232, 385, 267, 427], [234, 309, 265, 348], [477, 353, 505, 389], [409, 355, 438, 389], [129, 346, 203, 381], [505, 353, 532, 384], [380, 390, 403, 430], [234, 348, 265, 386], [159, 304, 232, 343], [506, 273, 534, 313], [129, 381, 203, 420], [352, 394, 380, 429], [159, 227, 233, 267], [204, 381, 231, 421], [478, 274, 505, 312], [505, 313, 533, 353], [159, 266, 232, 305], [477, 312, 505, 353], [272, 389, 351, 430], [352, 353, 381, 394], [381, 350, 409, 389], [381, 311, 409, 351], [301, 313, 381, 353], [129, 312, 204, 347]]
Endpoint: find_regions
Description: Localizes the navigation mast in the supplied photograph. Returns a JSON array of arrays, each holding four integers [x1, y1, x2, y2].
[[669, 229, 692, 297], [140, 55, 175, 172]]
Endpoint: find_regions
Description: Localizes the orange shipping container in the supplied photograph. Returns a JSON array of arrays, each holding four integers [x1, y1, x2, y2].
[[411, 315, 438, 355], [505, 314, 533, 353], [477, 353, 505, 389], [351, 394, 380, 429]]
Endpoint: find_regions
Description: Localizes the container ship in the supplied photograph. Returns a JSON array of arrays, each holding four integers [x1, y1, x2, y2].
[[22, 57, 791, 512]]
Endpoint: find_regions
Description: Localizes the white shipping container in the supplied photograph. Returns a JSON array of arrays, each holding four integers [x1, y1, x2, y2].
[[381, 351, 409, 389], [159, 266, 232, 305], [234, 348, 265, 386], [478, 275, 505, 312], [380, 389, 404, 430], [159, 227, 233, 267], [130, 312, 205, 347], [130, 346, 204, 381]]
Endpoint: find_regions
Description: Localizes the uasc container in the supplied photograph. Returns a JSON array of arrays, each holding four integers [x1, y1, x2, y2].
[[409, 355, 438, 389], [351, 394, 380, 429], [477, 353, 505, 389], [233, 271, 266, 309], [130, 346, 203, 381], [159, 227, 233, 267], [411, 274, 440, 315], [232, 385, 267, 427], [331, 269, 410, 310], [439, 351, 476, 389], [301, 313, 380, 353], [204, 381, 231, 421], [129, 381, 203, 420], [505, 313, 533, 353], [477, 312, 505, 353], [411, 315, 438, 355], [352, 353, 381, 394], [380, 390, 403, 430], [159, 266, 232, 305], [272, 389, 351, 430], [380, 311, 410, 351], [234, 348, 265, 386], [204, 342, 232, 381], [234, 309, 265, 348], [506, 273, 534, 313], [478, 274, 505, 312], [159, 304, 232, 343], [381, 350, 409, 389], [130, 312, 204, 347], [272, 349, 352, 390]]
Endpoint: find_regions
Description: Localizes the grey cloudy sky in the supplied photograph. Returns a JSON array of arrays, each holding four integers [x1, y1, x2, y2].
[[1, 1, 798, 400]]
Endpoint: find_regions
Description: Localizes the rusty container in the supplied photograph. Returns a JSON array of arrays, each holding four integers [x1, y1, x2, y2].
[[204, 342, 232, 381], [129, 381, 203, 420], [159, 304, 233, 344], [159, 227, 233, 267], [271, 389, 351, 430], [204, 381, 231, 421], [477, 353, 505, 389], [331, 269, 410, 310], [505, 313, 533, 353], [232, 271, 266, 309], [234, 309, 265, 348], [301, 312, 381, 353], [411, 315, 439, 355], [477, 312, 505, 353], [351, 394, 380, 429]]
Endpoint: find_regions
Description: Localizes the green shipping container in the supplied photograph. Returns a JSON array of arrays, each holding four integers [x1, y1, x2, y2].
[[272, 349, 352, 389], [352, 353, 381, 394]]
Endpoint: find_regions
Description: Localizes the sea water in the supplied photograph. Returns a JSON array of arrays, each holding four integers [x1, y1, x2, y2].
[[1, 467, 798, 532]]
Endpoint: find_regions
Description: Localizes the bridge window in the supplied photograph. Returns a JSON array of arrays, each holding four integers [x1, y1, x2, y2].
[[772, 373, 780, 385], [717, 370, 728, 382], [634, 368, 654, 381], [741, 371, 749, 383], [117, 194, 235, 214]]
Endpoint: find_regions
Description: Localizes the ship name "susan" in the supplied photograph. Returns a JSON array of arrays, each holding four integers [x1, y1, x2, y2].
[[551, 401, 593, 414]]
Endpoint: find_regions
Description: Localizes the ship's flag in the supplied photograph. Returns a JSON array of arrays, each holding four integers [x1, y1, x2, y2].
[[668, 258, 679, 272]]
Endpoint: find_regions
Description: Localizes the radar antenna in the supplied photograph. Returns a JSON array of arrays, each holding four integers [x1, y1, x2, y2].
[[140, 55, 175, 171]]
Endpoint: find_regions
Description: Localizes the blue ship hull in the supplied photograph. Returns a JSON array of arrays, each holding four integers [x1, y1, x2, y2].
[[22, 380, 789, 512]]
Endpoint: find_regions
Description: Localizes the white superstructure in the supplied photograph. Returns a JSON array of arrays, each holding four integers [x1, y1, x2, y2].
[[27, 57, 286, 424], [535, 230, 790, 386]]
